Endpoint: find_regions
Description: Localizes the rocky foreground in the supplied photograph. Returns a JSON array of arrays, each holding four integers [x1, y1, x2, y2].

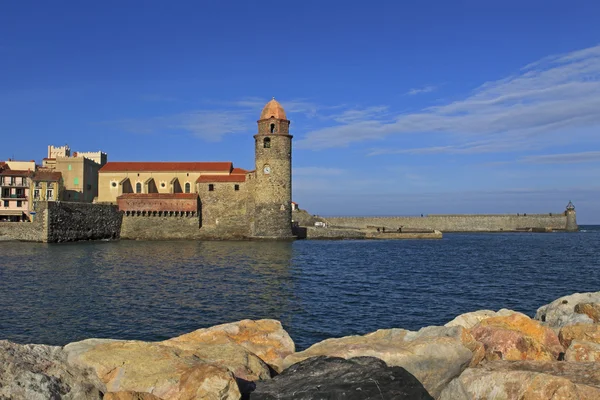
[[2, 292, 600, 399]]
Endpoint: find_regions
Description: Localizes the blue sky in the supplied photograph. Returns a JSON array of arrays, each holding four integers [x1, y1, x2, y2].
[[1, 1, 599, 222]]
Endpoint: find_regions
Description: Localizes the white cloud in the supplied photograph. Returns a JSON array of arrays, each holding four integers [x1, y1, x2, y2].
[[407, 85, 436, 95], [520, 151, 600, 164], [296, 44, 600, 151]]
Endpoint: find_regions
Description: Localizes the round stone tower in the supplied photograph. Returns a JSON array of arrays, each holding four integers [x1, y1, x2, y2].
[[565, 200, 578, 232], [252, 98, 293, 239]]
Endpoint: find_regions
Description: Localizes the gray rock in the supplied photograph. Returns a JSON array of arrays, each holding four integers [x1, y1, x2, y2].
[[0, 340, 104, 400], [535, 292, 600, 328], [251, 356, 433, 400]]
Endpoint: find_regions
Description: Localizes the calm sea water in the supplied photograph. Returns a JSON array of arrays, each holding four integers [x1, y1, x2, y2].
[[1, 227, 599, 350]]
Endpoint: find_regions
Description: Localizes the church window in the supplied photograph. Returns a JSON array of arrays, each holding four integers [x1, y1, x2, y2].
[[234, 184, 239, 191], [185, 182, 191, 193], [136, 182, 142, 193], [208, 184, 214, 192], [270, 123, 275, 133], [111, 182, 117, 188], [264, 138, 271, 148]]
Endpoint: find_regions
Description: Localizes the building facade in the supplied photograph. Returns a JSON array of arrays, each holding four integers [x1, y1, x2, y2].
[[0, 169, 31, 222], [30, 170, 63, 208], [98, 99, 294, 239], [43, 145, 107, 202]]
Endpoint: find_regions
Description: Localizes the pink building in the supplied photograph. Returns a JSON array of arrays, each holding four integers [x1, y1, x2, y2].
[[0, 169, 31, 222]]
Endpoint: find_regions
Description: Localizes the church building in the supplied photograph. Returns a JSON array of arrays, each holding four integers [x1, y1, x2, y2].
[[97, 99, 293, 239]]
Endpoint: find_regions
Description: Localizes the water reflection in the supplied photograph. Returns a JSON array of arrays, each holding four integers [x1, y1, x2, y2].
[[0, 240, 295, 346]]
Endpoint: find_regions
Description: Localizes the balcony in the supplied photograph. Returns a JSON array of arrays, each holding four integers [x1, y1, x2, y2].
[[1, 194, 28, 200], [0, 181, 28, 187]]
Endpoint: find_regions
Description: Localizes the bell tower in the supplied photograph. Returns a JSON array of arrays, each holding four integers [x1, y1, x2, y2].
[[253, 98, 293, 238]]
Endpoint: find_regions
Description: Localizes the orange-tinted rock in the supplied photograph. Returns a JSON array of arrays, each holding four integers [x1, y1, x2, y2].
[[439, 360, 600, 400], [166, 319, 294, 373], [444, 309, 519, 329], [559, 324, 600, 348], [104, 392, 163, 400], [470, 313, 564, 361], [64, 340, 244, 400], [575, 303, 600, 323], [565, 340, 600, 362]]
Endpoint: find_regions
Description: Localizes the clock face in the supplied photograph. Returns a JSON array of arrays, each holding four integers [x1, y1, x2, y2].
[[263, 165, 271, 174]]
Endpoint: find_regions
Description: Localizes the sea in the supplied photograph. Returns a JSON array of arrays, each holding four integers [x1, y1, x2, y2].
[[1, 226, 599, 351]]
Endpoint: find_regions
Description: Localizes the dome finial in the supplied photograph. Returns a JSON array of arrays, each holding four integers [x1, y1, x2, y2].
[[260, 98, 287, 120]]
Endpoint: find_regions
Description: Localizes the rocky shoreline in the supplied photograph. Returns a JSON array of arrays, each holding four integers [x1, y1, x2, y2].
[[2, 292, 600, 399]]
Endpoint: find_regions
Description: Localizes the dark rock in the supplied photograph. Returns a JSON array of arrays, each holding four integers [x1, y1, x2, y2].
[[250, 356, 433, 400], [0, 340, 104, 400]]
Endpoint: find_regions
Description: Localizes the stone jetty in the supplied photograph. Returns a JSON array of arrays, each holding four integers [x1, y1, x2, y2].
[[2, 292, 600, 399]]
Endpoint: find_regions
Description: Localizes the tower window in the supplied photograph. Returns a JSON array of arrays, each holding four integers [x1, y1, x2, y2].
[[264, 137, 271, 148], [136, 182, 142, 193], [185, 182, 191, 193], [208, 184, 214, 191], [234, 184, 239, 191], [270, 123, 275, 133]]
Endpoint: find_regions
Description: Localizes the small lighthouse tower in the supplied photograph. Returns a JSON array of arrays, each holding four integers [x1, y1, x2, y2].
[[565, 201, 578, 232]]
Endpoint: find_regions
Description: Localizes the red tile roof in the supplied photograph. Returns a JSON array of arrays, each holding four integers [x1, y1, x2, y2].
[[33, 171, 62, 181], [196, 174, 246, 183], [100, 162, 233, 173], [117, 193, 198, 200], [231, 168, 248, 175], [0, 169, 31, 177]]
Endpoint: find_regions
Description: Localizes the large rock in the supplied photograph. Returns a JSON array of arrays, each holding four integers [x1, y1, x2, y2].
[[574, 303, 600, 323], [104, 392, 164, 400], [166, 319, 294, 373], [535, 292, 600, 328], [565, 340, 600, 362], [439, 360, 600, 400], [64, 340, 244, 399], [445, 309, 518, 329], [470, 313, 564, 361], [282, 325, 474, 398], [252, 356, 434, 399], [0, 340, 104, 400], [559, 324, 600, 348]]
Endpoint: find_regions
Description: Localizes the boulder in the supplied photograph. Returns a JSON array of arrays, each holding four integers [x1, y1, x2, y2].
[[0, 340, 104, 400], [565, 340, 600, 362], [252, 356, 434, 399], [166, 319, 294, 373], [574, 303, 600, 323], [64, 340, 244, 399], [469, 313, 564, 361], [444, 309, 518, 329], [282, 325, 474, 398], [104, 392, 164, 400], [439, 360, 600, 400], [559, 324, 600, 348], [535, 292, 600, 328]]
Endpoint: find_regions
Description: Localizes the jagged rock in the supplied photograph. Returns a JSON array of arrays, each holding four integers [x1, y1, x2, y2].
[[64, 340, 244, 399], [444, 309, 519, 329], [469, 312, 564, 361], [0, 340, 104, 400], [565, 340, 600, 362], [282, 325, 473, 398], [166, 319, 294, 373], [251, 356, 433, 400], [104, 392, 164, 400], [575, 303, 600, 323], [535, 292, 600, 328], [439, 360, 600, 400], [559, 324, 600, 348]]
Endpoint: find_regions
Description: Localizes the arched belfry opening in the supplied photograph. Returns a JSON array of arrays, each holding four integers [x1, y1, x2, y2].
[[270, 123, 275, 133], [264, 137, 271, 148]]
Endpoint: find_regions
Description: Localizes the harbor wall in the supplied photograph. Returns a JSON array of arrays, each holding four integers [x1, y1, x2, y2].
[[45, 202, 122, 242], [120, 215, 249, 240], [325, 213, 570, 232]]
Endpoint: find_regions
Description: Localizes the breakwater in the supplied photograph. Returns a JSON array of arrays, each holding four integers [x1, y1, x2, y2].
[[2, 291, 600, 399], [326, 212, 576, 232]]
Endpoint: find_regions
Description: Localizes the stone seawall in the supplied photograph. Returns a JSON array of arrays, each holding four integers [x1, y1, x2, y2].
[[120, 215, 250, 240], [0, 203, 47, 242], [326, 213, 570, 232], [46, 202, 122, 242]]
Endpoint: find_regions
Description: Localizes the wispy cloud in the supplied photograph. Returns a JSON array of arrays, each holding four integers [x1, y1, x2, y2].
[[520, 151, 600, 164], [406, 85, 436, 95], [296, 44, 600, 152]]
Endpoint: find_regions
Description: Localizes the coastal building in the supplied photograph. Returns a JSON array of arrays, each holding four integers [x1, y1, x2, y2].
[[0, 168, 31, 222], [30, 170, 63, 206], [98, 98, 294, 239], [43, 145, 107, 202]]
